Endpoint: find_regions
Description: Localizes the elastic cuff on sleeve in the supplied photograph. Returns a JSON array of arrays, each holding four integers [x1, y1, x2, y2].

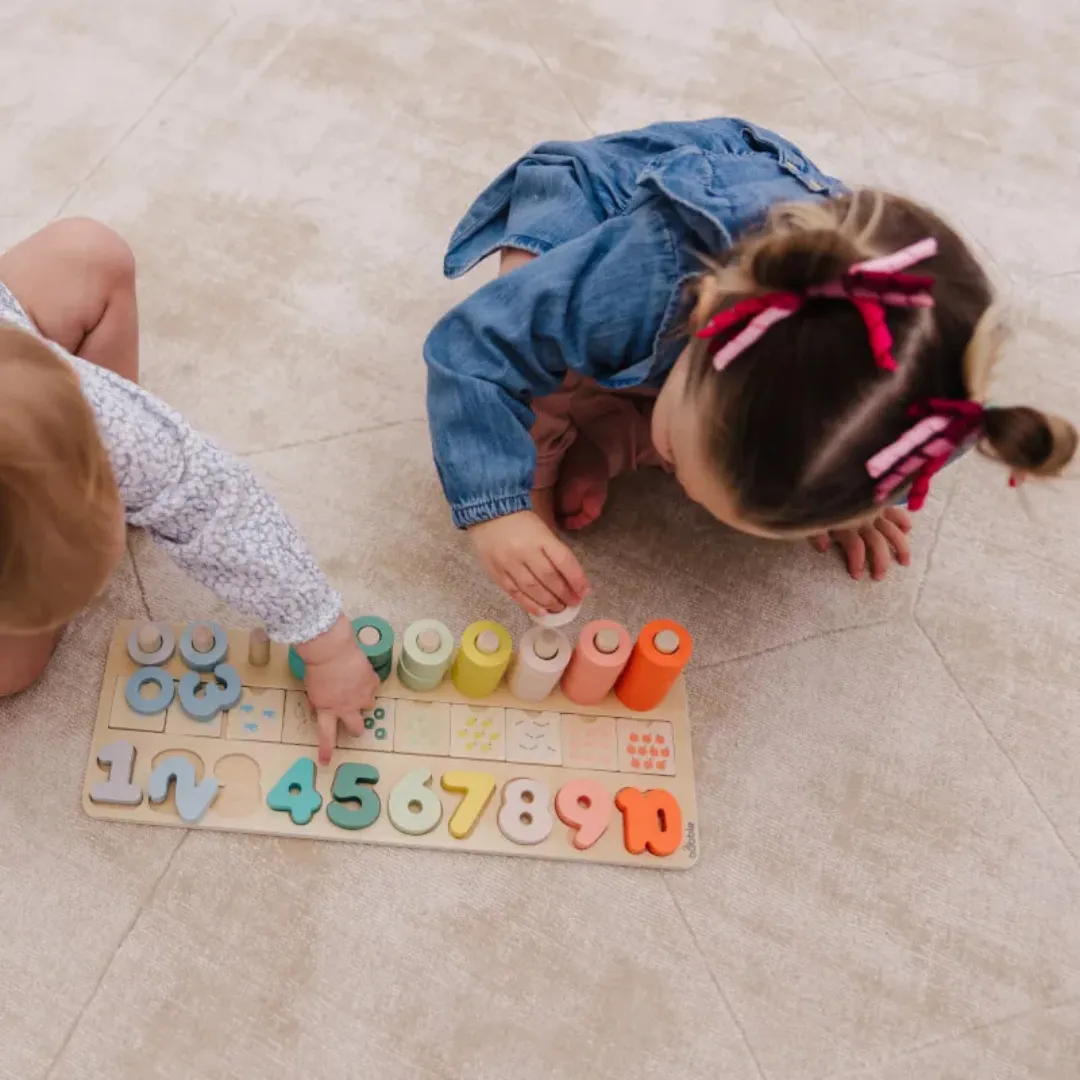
[[452, 493, 533, 529]]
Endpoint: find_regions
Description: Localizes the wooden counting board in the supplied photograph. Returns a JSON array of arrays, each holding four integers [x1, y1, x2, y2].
[[83, 620, 700, 870]]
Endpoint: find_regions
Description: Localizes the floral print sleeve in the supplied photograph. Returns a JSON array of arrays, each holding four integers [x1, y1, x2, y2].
[[0, 282, 342, 643]]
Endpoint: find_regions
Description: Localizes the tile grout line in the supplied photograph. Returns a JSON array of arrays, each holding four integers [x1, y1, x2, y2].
[[51, 15, 237, 219], [912, 616, 1080, 869], [239, 414, 427, 459], [42, 834, 190, 1080], [813, 993, 1080, 1080], [663, 880, 770, 1080], [911, 460, 969, 616], [508, 13, 596, 137]]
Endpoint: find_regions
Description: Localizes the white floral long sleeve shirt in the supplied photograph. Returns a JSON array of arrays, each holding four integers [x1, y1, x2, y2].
[[0, 282, 341, 643]]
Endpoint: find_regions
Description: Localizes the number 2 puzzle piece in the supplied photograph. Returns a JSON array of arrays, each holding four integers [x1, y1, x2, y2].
[[614, 788, 683, 857], [267, 757, 323, 825], [449, 704, 505, 761], [616, 718, 675, 775], [337, 698, 396, 751], [225, 686, 285, 742], [148, 754, 220, 824]]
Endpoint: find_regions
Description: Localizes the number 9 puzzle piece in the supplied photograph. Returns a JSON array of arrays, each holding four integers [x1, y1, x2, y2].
[[555, 779, 612, 850]]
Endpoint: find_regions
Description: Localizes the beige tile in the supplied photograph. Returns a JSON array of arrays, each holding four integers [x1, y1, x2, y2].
[[855, 56, 1080, 277], [449, 703, 507, 761], [163, 689, 224, 738], [108, 672, 168, 733], [513, 0, 835, 133], [224, 685, 285, 742], [0, 550, 180, 1079], [281, 689, 319, 746], [668, 625, 1080, 1078], [561, 714, 620, 772], [336, 696, 395, 751], [617, 718, 675, 776], [774, 0, 1078, 85], [505, 708, 563, 766], [394, 699, 451, 756], [841, 1002, 1080, 1079], [48, 832, 757, 1080]]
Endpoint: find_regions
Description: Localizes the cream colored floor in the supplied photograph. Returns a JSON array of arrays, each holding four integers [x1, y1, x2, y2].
[[2, 1, 1079, 1078]]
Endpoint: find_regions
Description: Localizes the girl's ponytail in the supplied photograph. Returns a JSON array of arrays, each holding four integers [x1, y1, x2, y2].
[[982, 406, 1077, 477]]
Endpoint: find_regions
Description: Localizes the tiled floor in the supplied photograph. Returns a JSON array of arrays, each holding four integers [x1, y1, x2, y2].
[[1, 1, 1078, 1078]]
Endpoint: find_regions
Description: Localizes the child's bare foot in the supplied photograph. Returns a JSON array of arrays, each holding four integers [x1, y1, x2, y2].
[[555, 435, 610, 531], [810, 507, 912, 581]]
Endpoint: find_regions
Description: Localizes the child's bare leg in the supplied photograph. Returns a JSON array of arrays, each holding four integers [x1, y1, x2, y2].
[[0, 218, 138, 696], [0, 217, 138, 381]]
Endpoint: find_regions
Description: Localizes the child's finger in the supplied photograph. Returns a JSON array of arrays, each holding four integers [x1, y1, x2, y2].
[[810, 534, 830, 553], [508, 564, 563, 614], [528, 551, 578, 609], [884, 507, 912, 532], [876, 518, 911, 566], [860, 524, 891, 580], [338, 709, 366, 737], [543, 540, 589, 600], [506, 584, 546, 617], [316, 709, 336, 766], [835, 530, 866, 579]]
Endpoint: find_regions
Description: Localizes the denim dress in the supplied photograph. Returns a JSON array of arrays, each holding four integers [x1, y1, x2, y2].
[[423, 118, 844, 528]]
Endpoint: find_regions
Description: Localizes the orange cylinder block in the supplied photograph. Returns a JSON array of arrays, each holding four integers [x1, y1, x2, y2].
[[613, 619, 693, 712]]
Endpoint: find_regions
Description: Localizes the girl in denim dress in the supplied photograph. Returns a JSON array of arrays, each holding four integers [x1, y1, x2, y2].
[[423, 119, 1076, 616]]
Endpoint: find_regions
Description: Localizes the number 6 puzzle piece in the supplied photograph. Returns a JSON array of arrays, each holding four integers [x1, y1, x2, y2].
[[148, 754, 220, 824]]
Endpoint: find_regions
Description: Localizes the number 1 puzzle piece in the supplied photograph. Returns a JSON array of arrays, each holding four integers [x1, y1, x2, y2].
[[267, 757, 323, 825], [90, 740, 143, 806], [614, 788, 682, 857], [147, 755, 220, 824]]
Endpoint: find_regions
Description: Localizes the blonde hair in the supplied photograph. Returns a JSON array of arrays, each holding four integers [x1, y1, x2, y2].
[[0, 325, 122, 634], [686, 190, 1077, 528]]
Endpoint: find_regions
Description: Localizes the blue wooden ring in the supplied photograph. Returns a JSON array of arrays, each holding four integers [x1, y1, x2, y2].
[[178, 663, 242, 721], [179, 621, 229, 671], [125, 667, 176, 715], [126, 623, 176, 666]]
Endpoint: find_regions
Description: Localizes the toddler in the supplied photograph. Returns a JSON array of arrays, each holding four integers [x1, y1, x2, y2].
[[0, 218, 377, 762], [423, 119, 1076, 615]]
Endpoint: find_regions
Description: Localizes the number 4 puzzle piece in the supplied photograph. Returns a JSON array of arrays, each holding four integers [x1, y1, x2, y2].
[[148, 754, 220, 824]]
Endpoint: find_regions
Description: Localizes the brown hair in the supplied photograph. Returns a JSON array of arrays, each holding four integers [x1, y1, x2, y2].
[[0, 324, 122, 634], [687, 190, 1077, 530]]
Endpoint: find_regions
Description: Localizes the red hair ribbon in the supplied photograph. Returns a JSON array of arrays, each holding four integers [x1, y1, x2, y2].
[[697, 237, 939, 374], [867, 399, 986, 511]]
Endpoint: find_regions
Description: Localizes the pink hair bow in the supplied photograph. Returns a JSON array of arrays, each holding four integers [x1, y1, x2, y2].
[[866, 398, 986, 511], [697, 237, 939, 374]]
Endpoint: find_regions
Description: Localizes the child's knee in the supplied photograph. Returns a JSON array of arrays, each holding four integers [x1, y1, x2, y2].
[[52, 217, 136, 293], [0, 633, 58, 697]]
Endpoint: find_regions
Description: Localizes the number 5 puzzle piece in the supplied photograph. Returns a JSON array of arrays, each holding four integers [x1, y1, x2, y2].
[[148, 754, 220, 824]]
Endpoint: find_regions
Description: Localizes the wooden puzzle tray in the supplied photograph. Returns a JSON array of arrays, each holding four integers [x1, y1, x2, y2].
[[83, 621, 700, 870]]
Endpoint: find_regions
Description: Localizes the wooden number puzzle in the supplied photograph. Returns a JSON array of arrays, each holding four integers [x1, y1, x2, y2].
[[83, 620, 700, 869]]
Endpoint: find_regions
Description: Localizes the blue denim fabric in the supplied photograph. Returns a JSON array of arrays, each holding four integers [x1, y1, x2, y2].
[[424, 118, 845, 528]]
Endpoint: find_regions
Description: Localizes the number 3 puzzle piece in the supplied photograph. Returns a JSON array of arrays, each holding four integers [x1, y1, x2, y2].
[[178, 664, 242, 721], [267, 757, 323, 825], [148, 754, 220, 824]]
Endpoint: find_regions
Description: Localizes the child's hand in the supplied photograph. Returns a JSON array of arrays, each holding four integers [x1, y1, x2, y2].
[[469, 510, 589, 616], [810, 507, 912, 581], [293, 615, 380, 764]]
